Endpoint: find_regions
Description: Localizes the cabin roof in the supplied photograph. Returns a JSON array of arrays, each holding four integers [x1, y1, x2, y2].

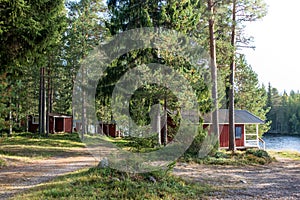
[[203, 109, 264, 124], [49, 113, 72, 118]]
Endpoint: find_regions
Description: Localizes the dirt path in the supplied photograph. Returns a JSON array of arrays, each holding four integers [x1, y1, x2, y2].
[[1, 148, 299, 200], [0, 149, 98, 200], [173, 157, 300, 199]]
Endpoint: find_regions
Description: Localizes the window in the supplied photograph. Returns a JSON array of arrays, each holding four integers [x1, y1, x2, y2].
[[235, 126, 242, 139], [32, 116, 39, 124]]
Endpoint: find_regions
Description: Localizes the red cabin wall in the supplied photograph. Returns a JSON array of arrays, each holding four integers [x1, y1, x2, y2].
[[28, 116, 38, 133], [102, 124, 116, 137], [64, 118, 72, 133], [49, 116, 54, 133], [219, 125, 229, 147], [219, 124, 244, 148], [203, 124, 245, 148]]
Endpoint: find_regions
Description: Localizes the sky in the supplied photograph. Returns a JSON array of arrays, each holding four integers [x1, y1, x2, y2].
[[242, 0, 300, 94]]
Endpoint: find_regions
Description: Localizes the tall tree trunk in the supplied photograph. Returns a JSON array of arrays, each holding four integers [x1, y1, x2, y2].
[[81, 65, 87, 139], [163, 93, 168, 146], [43, 76, 47, 135], [16, 99, 21, 128], [207, 0, 219, 140], [39, 67, 45, 135], [9, 98, 12, 136], [156, 104, 161, 146], [46, 62, 51, 137], [229, 0, 237, 152], [26, 112, 29, 132]]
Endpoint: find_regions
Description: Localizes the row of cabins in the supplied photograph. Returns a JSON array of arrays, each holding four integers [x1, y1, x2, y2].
[[28, 113, 117, 136], [28, 109, 265, 149]]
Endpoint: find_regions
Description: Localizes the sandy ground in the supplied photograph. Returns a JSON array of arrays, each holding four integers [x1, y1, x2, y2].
[[173, 157, 300, 199], [0, 149, 98, 200]]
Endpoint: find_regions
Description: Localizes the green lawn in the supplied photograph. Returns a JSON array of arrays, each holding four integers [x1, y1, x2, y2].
[[0, 132, 85, 161]]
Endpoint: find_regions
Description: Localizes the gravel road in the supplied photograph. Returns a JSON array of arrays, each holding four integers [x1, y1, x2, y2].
[[173, 157, 300, 199], [0, 151, 97, 200]]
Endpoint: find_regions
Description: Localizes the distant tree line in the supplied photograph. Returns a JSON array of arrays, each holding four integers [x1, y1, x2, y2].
[[266, 83, 300, 134]]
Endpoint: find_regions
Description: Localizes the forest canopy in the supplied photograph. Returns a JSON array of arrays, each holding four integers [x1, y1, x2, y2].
[[0, 0, 286, 138]]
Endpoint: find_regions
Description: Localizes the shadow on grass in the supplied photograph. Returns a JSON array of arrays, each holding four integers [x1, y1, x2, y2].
[[0, 132, 88, 159], [0, 147, 89, 159], [0, 132, 84, 148]]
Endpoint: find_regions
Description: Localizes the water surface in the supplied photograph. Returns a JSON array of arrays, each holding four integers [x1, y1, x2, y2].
[[263, 134, 300, 152]]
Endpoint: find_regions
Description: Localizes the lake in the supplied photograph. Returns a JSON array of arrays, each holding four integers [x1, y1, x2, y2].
[[262, 134, 300, 152]]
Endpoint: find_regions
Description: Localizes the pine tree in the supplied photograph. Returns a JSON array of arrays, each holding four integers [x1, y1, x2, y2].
[[207, 0, 220, 143], [104, 0, 206, 145], [0, 0, 66, 135], [235, 55, 270, 135], [65, 0, 108, 138], [214, 0, 268, 150]]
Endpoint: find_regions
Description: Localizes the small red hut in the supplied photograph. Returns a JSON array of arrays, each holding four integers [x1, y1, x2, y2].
[[203, 109, 265, 149]]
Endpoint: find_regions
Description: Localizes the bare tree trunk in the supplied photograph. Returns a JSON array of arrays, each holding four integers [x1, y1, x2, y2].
[[46, 62, 51, 137], [43, 80, 46, 135], [26, 113, 29, 132], [9, 98, 12, 136], [16, 100, 21, 128], [229, 0, 237, 152], [81, 65, 87, 139], [39, 67, 45, 135], [163, 94, 168, 146], [207, 0, 219, 140], [156, 104, 161, 146]]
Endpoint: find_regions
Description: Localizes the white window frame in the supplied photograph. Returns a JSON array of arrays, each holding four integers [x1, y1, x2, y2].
[[32, 116, 39, 124], [235, 126, 242, 139]]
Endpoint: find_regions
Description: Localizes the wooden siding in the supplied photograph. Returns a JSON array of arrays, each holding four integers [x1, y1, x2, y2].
[[27, 114, 72, 133], [219, 124, 244, 148], [64, 118, 72, 133]]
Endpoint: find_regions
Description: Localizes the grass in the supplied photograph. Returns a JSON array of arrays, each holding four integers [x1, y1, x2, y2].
[[181, 149, 274, 166], [268, 150, 300, 161], [0, 132, 84, 147], [13, 167, 212, 200], [0, 132, 85, 160], [102, 135, 161, 153], [0, 157, 6, 167]]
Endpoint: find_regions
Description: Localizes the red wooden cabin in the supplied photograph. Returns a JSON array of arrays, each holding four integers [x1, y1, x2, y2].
[[28, 113, 72, 133], [203, 109, 265, 149]]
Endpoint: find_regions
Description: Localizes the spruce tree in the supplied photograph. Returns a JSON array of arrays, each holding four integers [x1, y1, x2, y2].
[[0, 0, 66, 135]]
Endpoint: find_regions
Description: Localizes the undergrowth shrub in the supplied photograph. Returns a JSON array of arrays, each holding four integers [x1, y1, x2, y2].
[[125, 134, 159, 152], [182, 149, 273, 165]]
